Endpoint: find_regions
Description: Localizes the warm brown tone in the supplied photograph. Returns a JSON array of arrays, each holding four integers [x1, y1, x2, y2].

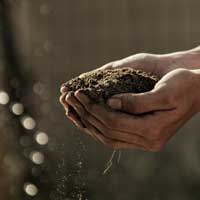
[[62, 68, 159, 103]]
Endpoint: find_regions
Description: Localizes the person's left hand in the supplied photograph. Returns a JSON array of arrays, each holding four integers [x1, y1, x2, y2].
[[60, 68, 200, 151]]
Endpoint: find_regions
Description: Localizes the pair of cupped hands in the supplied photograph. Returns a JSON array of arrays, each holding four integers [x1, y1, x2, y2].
[[60, 52, 200, 152]]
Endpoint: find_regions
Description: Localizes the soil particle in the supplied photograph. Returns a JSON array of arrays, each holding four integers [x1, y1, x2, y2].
[[62, 68, 159, 103]]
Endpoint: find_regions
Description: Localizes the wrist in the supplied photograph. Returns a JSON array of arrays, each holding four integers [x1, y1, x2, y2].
[[172, 49, 200, 70], [191, 69, 200, 113], [158, 47, 200, 74]]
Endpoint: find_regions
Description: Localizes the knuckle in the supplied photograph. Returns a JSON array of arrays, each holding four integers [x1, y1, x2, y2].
[[134, 53, 154, 65], [135, 53, 149, 60]]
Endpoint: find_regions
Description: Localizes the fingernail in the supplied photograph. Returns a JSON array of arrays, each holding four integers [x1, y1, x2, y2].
[[75, 90, 84, 97], [65, 91, 73, 100], [60, 86, 68, 93], [65, 107, 70, 116], [107, 98, 122, 110], [65, 107, 69, 115], [74, 90, 81, 97]]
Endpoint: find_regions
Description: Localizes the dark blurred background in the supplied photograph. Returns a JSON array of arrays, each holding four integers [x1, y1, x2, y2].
[[1, 0, 200, 199]]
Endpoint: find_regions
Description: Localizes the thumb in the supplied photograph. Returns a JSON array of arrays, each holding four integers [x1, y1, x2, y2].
[[107, 89, 170, 114]]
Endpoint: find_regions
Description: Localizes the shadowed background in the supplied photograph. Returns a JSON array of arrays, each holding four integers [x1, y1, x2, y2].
[[1, 0, 200, 199]]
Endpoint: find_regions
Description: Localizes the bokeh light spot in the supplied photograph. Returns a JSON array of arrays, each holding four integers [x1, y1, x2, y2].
[[24, 183, 38, 196], [21, 116, 36, 130], [0, 91, 10, 105], [11, 103, 24, 115], [35, 132, 49, 145], [30, 151, 44, 165]]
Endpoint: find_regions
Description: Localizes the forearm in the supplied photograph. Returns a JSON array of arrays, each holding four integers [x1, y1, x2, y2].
[[192, 69, 200, 112]]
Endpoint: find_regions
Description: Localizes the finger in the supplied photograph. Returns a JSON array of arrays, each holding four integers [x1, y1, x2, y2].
[[75, 90, 154, 136], [81, 119, 109, 145], [82, 119, 146, 150], [60, 84, 69, 93], [66, 107, 99, 141], [60, 93, 68, 107], [85, 113, 151, 148], [60, 93, 81, 124], [66, 95, 105, 142], [107, 88, 175, 114], [78, 120, 98, 141], [108, 54, 160, 75], [65, 92, 101, 131], [60, 93, 85, 128], [66, 107, 85, 129], [98, 62, 115, 70], [65, 91, 86, 118]]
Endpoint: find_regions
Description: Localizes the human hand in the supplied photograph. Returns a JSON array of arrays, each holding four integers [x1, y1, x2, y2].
[[62, 68, 200, 151], [60, 52, 177, 130]]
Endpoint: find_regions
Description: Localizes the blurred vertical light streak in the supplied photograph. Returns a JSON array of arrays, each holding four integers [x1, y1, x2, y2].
[[0, 1, 26, 97], [0, 1, 33, 199], [0, 2, 11, 200], [0, 2, 52, 199]]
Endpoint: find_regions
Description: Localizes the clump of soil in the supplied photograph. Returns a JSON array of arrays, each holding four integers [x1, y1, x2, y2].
[[62, 68, 159, 103]]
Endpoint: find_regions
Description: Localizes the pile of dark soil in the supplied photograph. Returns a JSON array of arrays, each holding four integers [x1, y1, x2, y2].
[[62, 68, 159, 103]]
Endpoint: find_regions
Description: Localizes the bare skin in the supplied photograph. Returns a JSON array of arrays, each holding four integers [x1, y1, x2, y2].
[[60, 47, 200, 152]]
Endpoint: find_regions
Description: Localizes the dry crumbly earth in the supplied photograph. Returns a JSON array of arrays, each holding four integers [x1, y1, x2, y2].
[[62, 68, 159, 103]]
